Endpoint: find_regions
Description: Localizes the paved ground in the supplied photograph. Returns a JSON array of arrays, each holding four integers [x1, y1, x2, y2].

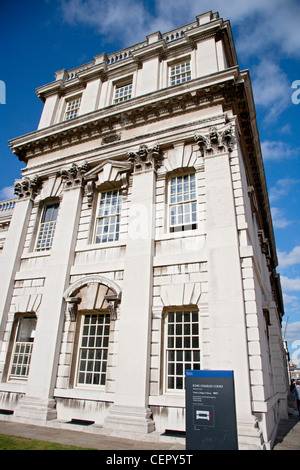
[[0, 420, 185, 450], [0, 410, 299, 450], [273, 415, 300, 450]]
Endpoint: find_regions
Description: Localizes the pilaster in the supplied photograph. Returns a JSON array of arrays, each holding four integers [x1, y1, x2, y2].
[[105, 144, 162, 433], [14, 163, 87, 421], [0, 177, 40, 356], [198, 125, 264, 447]]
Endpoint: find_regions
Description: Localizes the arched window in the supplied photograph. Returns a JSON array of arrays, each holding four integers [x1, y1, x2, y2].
[[63, 275, 121, 389]]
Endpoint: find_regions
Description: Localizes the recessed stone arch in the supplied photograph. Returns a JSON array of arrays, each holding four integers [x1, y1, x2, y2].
[[63, 275, 122, 321]]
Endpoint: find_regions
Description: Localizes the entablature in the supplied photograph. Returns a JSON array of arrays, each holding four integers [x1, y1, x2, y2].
[[10, 67, 241, 164]]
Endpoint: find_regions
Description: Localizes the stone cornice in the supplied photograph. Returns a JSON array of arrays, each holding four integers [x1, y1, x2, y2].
[[10, 67, 240, 163]]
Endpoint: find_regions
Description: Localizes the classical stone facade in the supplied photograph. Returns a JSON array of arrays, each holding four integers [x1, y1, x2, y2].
[[0, 12, 288, 449]]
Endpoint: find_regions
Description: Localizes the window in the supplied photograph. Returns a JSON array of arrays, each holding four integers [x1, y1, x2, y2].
[[64, 97, 81, 120], [76, 314, 110, 387], [94, 189, 122, 243], [36, 203, 59, 251], [9, 317, 36, 381], [113, 82, 132, 104], [169, 173, 197, 232], [170, 61, 191, 86], [165, 310, 200, 391]]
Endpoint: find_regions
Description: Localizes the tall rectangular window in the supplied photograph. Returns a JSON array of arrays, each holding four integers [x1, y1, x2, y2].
[[65, 97, 81, 120], [9, 317, 36, 381], [165, 310, 200, 391], [76, 314, 110, 387], [169, 173, 197, 232], [113, 82, 132, 104], [36, 203, 59, 251], [170, 61, 191, 86], [94, 189, 122, 243]]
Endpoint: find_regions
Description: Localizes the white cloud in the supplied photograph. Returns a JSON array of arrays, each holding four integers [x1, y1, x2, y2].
[[282, 320, 300, 342], [281, 276, 300, 292], [278, 246, 300, 269], [234, 0, 300, 59], [271, 207, 293, 229], [59, 0, 300, 52], [59, 0, 300, 122], [269, 178, 299, 203], [261, 140, 299, 162], [251, 59, 291, 122], [60, 0, 172, 46], [0, 185, 15, 200]]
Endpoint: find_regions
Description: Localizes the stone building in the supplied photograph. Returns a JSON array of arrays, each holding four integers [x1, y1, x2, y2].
[[0, 11, 288, 449]]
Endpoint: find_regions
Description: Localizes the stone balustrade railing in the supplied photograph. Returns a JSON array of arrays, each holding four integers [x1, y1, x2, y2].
[[0, 198, 16, 218]]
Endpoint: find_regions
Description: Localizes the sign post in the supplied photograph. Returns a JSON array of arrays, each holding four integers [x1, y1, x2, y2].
[[185, 370, 238, 450]]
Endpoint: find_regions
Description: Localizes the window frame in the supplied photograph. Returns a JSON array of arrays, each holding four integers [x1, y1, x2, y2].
[[168, 172, 198, 233], [64, 96, 81, 121], [93, 188, 123, 244], [169, 59, 191, 86], [163, 309, 201, 394], [113, 81, 133, 104], [8, 315, 37, 382], [74, 312, 111, 389], [35, 202, 59, 252]]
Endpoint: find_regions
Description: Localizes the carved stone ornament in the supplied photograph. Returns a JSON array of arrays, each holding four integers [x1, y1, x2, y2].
[[127, 144, 163, 172], [14, 175, 40, 199], [105, 294, 121, 321], [60, 161, 89, 188], [65, 297, 81, 322], [194, 125, 234, 157]]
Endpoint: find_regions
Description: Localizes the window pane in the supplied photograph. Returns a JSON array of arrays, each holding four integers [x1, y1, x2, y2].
[[114, 83, 132, 103], [95, 190, 122, 243], [170, 61, 191, 86], [169, 174, 197, 232], [77, 314, 110, 387], [36, 203, 59, 251], [65, 98, 81, 120], [165, 310, 200, 391], [9, 317, 36, 380]]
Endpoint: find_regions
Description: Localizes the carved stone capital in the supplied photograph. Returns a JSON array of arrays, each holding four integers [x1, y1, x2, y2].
[[60, 162, 89, 189], [195, 125, 234, 157], [127, 144, 163, 173], [14, 175, 41, 200]]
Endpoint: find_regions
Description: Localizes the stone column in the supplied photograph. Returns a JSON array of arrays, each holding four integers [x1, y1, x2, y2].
[[105, 144, 162, 433], [14, 163, 87, 421], [196, 126, 264, 449], [0, 178, 40, 356]]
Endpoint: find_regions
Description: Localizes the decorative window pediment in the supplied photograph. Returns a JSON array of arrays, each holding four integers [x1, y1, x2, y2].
[[84, 160, 132, 206]]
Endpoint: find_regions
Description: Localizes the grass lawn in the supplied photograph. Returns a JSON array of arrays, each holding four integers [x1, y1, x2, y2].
[[0, 433, 93, 450]]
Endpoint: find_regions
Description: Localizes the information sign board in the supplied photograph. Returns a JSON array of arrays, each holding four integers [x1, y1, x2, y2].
[[185, 370, 238, 450]]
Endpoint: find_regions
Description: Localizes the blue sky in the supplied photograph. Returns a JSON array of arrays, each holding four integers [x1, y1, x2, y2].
[[0, 0, 300, 359]]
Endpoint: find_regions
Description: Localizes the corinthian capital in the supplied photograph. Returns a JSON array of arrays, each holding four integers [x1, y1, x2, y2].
[[14, 175, 40, 199], [195, 125, 234, 157], [127, 144, 163, 173], [60, 161, 89, 188]]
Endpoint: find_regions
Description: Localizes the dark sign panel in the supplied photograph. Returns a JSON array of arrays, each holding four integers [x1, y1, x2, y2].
[[185, 370, 238, 450]]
